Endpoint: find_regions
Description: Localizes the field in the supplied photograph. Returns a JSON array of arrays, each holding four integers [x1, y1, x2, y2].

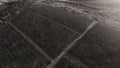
[[1, 0, 120, 68]]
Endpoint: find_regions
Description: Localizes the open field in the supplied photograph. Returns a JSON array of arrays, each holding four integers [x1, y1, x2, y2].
[[1, 0, 120, 68]]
